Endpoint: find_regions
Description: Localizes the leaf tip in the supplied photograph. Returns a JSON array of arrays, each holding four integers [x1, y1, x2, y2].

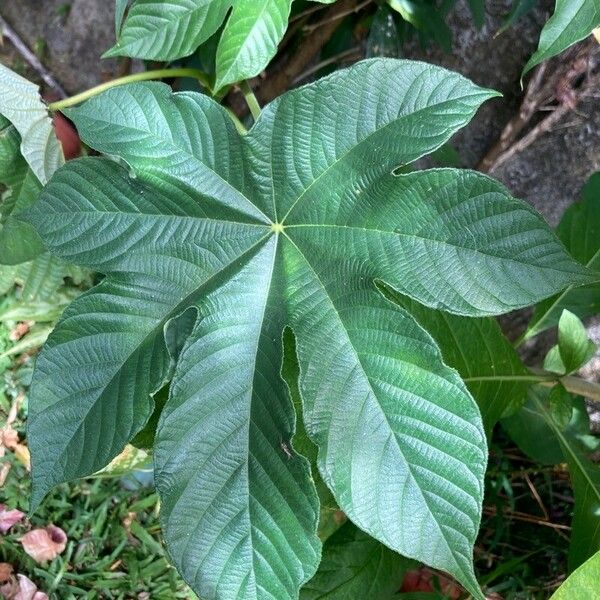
[[102, 45, 121, 59]]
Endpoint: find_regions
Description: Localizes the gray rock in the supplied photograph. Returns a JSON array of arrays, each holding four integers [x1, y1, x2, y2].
[[0, 0, 118, 94]]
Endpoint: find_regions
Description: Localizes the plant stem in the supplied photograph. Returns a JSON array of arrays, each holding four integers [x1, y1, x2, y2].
[[463, 369, 600, 404], [239, 80, 261, 121], [536, 372, 600, 403], [48, 68, 211, 111], [225, 108, 248, 134]]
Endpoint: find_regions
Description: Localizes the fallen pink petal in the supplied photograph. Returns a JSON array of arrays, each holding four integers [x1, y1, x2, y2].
[[20, 526, 67, 563], [14, 574, 48, 600], [0, 507, 25, 534]]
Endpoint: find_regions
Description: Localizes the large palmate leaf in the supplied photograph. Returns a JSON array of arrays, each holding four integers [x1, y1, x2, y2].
[[525, 173, 600, 341], [523, 0, 600, 76], [23, 60, 594, 599], [105, 0, 334, 90], [386, 291, 529, 435]]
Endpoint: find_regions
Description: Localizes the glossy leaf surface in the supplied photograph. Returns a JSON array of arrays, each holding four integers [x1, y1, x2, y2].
[[523, 0, 600, 76], [526, 173, 600, 341], [23, 60, 593, 600], [106, 0, 334, 89], [300, 522, 413, 599], [550, 549, 600, 599]]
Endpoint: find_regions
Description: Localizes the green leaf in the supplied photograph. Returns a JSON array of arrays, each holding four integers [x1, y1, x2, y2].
[[106, 0, 334, 89], [549, 382, 573, 429], [544, 310, 597, 375], [550, 550, 600, 599], [0, 119, 46, 264], [497, 0, 538, 35], [24, 59, 594, 600], [300, 522, 413, 599], [503, 392, 599, 466], [214, 0, 293, 90], [523, 0, 600, 76], [115, 0, 130, 37], [0, 64, 64, 184], [105, 0, 231, 61], [531, 391, 600, 571], [525, 173, 600, 341], [384, 290, 529, 436], [387, 0, 452, 51], [367, 5, 402, 58], [564, 425, 600, 571]]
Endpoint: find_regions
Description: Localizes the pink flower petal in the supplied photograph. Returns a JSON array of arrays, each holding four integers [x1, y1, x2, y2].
[[20, 526, 67, 563], [14, 574, 48, 600], [0, 508, 25, 534]]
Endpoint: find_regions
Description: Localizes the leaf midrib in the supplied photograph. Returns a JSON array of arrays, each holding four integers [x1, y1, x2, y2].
[[35, 232, 271, 458], [287, 223, 588, 279], [282, 231, 474, 584], [72, 100, 269, 224]]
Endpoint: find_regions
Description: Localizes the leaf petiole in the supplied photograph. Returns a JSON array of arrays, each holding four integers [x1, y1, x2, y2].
[[239, 80, 261, 121], [47, 68, 211, 111]]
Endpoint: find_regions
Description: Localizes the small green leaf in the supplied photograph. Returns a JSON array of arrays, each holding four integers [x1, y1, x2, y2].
[[107, 0, 335, 89], [497, 0, 537, 36], [555, 310, 597, 374], [300, 522, 414, 599], [214, 0, 293, 90], [367, 4, 402, 58], [0, 64, 64, 184], [531, 391, 600, 572], [523, 0, 600, 76], [526, 173, 600, 340], [544, 345, 566, 374], [550, 550, 600, 599], [387, 0, 452, 51], [549, 382, 573, 429]]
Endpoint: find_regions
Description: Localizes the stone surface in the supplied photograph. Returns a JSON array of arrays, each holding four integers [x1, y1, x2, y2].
[[0, 0, 118, 94]]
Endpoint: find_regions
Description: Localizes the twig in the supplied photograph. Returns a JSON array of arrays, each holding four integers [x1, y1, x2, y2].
[[478, 39, 597, 173], [303, 0, 374, 33], [483, 506, 571, 531], [289, 3, 329, 24], [293, 46, 362, 84], [0, 15, 67, 98], [523, 471, 549, 520]]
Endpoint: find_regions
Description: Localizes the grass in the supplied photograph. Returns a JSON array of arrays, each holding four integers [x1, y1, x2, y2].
[[0, 281, 194, 599], [476, 431, 572, 598]]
